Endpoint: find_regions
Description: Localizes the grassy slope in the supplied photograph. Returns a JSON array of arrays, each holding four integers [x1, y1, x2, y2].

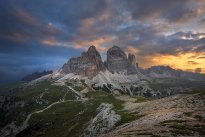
[[0, 81, 70, 128], [17, 90, 144, 137], [4, 78, 205, 137]]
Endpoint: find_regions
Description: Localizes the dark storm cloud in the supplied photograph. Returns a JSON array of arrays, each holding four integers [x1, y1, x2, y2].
[[125, 0, 203, 23], [0, 0, 108, 83], [0, 0, 205, 83], [0, 41, 82, 82], [143, 33, 205, 56]]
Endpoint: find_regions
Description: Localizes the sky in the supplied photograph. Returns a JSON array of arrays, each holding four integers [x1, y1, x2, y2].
[[0, 0, 205, 83]]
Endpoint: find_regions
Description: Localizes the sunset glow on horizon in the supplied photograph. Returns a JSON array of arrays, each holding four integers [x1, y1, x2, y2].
[[0, 0, 205, 82]]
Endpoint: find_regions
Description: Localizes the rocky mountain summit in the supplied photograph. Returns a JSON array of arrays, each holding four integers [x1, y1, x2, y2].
[[62, 46, 105, 77], [62, 45, 139, 77], [59, 45, 153, 96], [106, 46, 138, 74]]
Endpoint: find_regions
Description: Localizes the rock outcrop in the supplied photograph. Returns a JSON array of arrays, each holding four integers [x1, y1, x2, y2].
[[107, 46, 138, 74], [107, 46, 129, 73], [62, 46, 105, 77], [62, 45, 139, 77], [127, 53, 139, 74]]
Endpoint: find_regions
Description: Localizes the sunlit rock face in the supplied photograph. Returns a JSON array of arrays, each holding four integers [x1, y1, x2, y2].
[[62, 45, 105, 77]]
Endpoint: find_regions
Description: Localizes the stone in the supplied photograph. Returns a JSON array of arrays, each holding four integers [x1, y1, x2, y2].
[[107, 46, 129, 73], [107, 46, 139, 74], [127, 53, 138, 74], [62, 45, 105, 77], [62, 45, 140, 76]]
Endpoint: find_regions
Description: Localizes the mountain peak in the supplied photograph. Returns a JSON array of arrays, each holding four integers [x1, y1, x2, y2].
[[62, 45, 139, 76], [62, 45, 104, 77], [87, 45, 97, 52]]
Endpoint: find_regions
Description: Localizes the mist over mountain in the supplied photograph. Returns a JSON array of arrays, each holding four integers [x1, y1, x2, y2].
[[21, 70, 53, 82]]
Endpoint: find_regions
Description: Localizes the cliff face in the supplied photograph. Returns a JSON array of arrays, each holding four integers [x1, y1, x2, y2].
[[106, 46, 139, 74], [62, 46, 105, 77], [106, 46, 129, 73], [62, 45, 139, 77]]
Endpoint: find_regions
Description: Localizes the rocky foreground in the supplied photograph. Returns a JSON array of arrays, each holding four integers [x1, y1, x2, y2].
[[102, 93, 205, 137]]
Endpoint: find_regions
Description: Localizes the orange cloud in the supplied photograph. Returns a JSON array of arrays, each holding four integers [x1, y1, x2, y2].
[[140, 52, 205, 73], [126, 46, 139, 55], [74, 37, 115, 52], [79, 18, 95, 34], [41, 37, 59, 46]]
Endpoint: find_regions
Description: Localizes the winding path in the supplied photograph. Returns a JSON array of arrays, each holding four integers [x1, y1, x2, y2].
[[20, 85, 86, 132]]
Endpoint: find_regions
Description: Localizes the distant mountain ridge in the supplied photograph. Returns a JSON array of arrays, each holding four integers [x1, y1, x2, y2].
[[22, 46, 205, 97], [22, 70, 53, 82], [141, 66, 205, 81]]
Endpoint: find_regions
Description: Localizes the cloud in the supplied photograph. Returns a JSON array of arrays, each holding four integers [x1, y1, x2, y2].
[[197, 56, 205, 59], [195, 68, 201, 73], [1, 0, 205, 83], [187, 61, 199, 65], [200, 18, 205, 23], [125, 0, 205, 23]]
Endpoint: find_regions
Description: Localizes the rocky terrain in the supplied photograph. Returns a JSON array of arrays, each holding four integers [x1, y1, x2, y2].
[[0, 45, 205, 137], [59, 46, 157, 97], [102, 93, 205, 137], [62, 45, 139, 77]]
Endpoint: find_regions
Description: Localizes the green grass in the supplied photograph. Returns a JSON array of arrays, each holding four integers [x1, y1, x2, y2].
[[1, 80, 77, 129], [183, 89, 205, 95], [64, 90, 77, 100], [65, 82, 73, 87], [17, 90, 144, 137], [149, 83, 167, 90], [134, 96, 149, 103], [15, 81, 51, 99], [0, 82, 23, 95], [169, 123, 205, 136], [72, 86, 85, 91]]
